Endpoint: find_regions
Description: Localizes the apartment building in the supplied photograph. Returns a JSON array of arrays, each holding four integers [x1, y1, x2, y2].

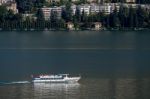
[[41, 6, 62, 20], [51, 6, 62, 19], [41, 7, 51, 20], [90, 3, 119, 14], [6, 1, 18, 13], [0, 0, 14, 5], [78, 4, 91, 15], [125, 0, 136, 3]]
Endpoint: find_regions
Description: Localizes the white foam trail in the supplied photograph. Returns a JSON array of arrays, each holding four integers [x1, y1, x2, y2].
[[0, 81, 30, 85], [10, 81, 30, 84]]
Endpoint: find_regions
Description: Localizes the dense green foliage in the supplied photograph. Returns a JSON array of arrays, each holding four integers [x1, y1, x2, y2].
[[0, 0, 149, 30], [109, 0, 150, 3]]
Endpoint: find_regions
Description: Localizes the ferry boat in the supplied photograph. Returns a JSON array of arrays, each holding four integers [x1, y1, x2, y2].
[[32, 74, 81, 83]]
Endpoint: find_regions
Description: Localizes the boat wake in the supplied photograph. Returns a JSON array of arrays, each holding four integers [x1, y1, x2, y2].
[[0, 81, 30, 85]]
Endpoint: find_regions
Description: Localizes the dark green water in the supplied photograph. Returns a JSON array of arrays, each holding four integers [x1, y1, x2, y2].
[[0, 30, 150, 99]]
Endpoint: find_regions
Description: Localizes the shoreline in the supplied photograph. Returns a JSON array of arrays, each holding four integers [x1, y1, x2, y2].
[[0, 28, 149, 32]]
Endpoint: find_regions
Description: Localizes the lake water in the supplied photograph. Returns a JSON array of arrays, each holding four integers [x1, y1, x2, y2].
[[0, 30, 150, 99]]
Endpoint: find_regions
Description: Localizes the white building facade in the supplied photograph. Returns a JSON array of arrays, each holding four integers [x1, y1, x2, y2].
[[41, 7, 52, 20], [41, 7, 62, 20], [78, 4, 91, 15]]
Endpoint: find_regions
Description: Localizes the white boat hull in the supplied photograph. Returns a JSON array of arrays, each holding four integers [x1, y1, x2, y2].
[[32, 77, 81, 83]]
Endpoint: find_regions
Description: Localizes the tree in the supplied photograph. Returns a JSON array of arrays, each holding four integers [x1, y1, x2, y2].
[[136, 0, 150, 4], [128, 7, 135, 28], [81, 10, 87, 22], [136, 6, 149, 27], [0, 6, 8, 22], [118, 6, 129, 27], [36, 9, 44, 21], [109, 8, 120, 28], [13, 13, 22, 21], [61, 1, 72, 22], [16, 0, 33, 13], [60, 0, 65, 5], [50, 11, 59, 28], [50, 11, 58, 23], [74, 7, 81, 22], [81, 0, 87, 4], [65, 1, 72, 21], [34, 0, 46, 8], [6, 10, 15, 21], [97, 12, 105, 26]]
